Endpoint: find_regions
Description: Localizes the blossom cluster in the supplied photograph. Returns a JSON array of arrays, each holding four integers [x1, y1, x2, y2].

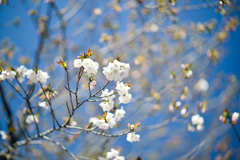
[[74, 58, 99, 77], [116, 82, 132, 104], [98, 148, 124, 160], [97, 82, 132, 130], [126, 132, 140, 143], [96, 106, 126, 130], [188, 114, 204, 132], [78, 57, 140, 143], [103, 60, 130, 81], [106, 148, 125, 160], [0, 65, 50, 84]]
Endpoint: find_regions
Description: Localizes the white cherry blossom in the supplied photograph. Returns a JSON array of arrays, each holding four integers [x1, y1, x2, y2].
[[98, 119, 109, 130], [119, 93, 132, 104], [73, 59, 83, 68], [126, 132, 140, 143], [37, 70, 50, 84], [106, 149, 119, 159], [103, 60, 130, 81], [101, 89, 115, 101], [99, 100, 114, 112], [82, 58, 99, 77], [25, 69, 38, 83], [114, 107, 126, 122], [116, 82, 130, 96], [108, 118, 116, 128]]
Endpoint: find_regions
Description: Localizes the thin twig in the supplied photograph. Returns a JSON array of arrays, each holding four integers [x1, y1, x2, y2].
[[42, 136, 78, 160]]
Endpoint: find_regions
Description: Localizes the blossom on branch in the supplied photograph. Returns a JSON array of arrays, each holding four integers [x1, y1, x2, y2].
[[103, 60, 130, 81], [74, 58, 99, 77], [126, 132, 140, 143], [114, 107, 126, 122]]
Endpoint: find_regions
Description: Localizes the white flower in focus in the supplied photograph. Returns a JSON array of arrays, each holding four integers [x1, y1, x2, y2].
[[106, 112, 114, 119], [37, 70, 50, 84], [103, 60, 130, 81], [119, 63, 130, 78], [101, 89, 115, 101], [103, 66, 115, 81], [0, 131, 7, 140], [116, 82, 130, 96], [126, 132, 140, 143], [26, 115, 39, 124], [194, 78, 209, 92], [98, 120, 109, 130], [106, 112, 116, 128], [108, 118, 116, 128], [73, 59, 83, 68], [99, 100, 114, 112], [119, 93, 132, 104], [26, 69, 38, 83], [106, 148, 119, 159], [89, 117, 99, 126], [38, 101, 48, 109], [114, 107, 126, 122], [232, 112, 239, 122], [82, 58, 99, 77]]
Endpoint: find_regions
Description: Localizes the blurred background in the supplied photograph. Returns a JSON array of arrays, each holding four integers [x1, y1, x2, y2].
[[0, 0, 240, 159]]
